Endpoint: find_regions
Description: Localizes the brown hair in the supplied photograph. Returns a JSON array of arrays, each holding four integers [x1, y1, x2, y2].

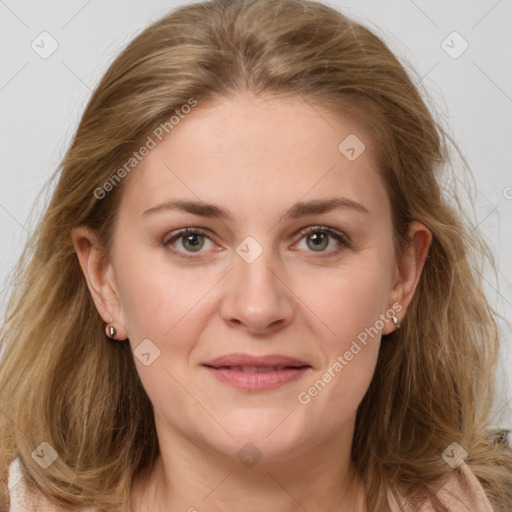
[[1, 0, 511, 510]]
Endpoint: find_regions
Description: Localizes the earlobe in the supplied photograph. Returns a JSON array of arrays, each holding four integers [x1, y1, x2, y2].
[[71, 225, 129, 340]]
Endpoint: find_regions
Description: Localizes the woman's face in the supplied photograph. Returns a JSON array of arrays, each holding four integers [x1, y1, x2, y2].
[[76, 93, 430, 464]]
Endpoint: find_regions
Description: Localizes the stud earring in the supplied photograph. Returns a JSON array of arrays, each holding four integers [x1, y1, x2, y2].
[[391, 315, 401, 330], [106, 323, 117, 339]]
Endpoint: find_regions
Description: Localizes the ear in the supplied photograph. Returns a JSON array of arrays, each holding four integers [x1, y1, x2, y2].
[[71, 225, 129, 340], [382, 220, 432, 335]]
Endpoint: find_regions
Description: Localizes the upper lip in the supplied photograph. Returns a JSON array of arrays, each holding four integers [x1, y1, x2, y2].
[[202, 353, 311, 368]]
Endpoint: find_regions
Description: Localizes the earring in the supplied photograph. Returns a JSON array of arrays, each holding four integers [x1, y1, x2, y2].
[[106, 323, 117, 339], [391, 315, 401, 330]]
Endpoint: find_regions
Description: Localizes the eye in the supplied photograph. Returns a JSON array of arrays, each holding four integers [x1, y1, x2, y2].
[[163, 225, 350, 261], [294, 225, 350, 256], [163, 228, 214, 260]]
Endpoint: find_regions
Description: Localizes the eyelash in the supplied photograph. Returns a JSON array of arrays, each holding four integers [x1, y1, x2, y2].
[[163, 226, 350, 261]]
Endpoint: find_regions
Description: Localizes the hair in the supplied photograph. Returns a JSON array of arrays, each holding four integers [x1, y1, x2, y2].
[[1, 0, 511, 511]]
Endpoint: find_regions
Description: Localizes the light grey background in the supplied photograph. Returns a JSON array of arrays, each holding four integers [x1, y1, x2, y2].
[[1, 1, 511, 434]]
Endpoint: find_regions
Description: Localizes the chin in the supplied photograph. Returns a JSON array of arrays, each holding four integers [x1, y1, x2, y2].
[[199, 415, 314, 464]]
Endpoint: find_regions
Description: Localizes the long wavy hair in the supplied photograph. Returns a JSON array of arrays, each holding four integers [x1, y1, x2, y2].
[[1, 1, 511, 511]]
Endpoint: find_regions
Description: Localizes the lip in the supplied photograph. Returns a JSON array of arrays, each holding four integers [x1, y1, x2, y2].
[[202, 353, 312, 392], [203, 353, 310, 368]]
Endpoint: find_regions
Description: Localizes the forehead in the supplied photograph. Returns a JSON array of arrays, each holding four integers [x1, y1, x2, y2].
[[118, 93, 388, 222]]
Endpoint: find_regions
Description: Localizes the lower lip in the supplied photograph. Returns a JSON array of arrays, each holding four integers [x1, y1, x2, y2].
[[203, 366, 311, 391]]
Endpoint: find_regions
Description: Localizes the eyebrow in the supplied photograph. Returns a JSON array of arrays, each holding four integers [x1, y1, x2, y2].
[[142, 196, 369, 221]]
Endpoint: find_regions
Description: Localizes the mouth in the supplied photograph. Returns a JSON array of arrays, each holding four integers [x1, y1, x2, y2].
[[206, 365, 309, 372], [201, 354, 312, 391]]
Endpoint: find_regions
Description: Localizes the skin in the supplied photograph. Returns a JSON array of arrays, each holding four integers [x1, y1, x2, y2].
[[72, 92, 432, 511]]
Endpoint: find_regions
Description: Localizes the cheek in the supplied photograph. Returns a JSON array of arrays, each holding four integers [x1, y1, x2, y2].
[[113, 241, 209, 341], [293, 343, 378, 450], [293, 255, 391, 404], [295, 273, 385, 427], [302, 255, 393, 349], [115, 262, 208, 412], [308, 342, 380, 405]]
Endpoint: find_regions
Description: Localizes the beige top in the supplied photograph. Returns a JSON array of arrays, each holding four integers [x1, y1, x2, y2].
[[8, 458, 495, 511]]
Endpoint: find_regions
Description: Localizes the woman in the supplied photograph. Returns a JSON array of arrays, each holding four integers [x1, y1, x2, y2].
[[1, 0, 511, 510]]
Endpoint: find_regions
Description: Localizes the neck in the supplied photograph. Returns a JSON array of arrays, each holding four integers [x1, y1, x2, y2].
[[130, 419, 366, 512]]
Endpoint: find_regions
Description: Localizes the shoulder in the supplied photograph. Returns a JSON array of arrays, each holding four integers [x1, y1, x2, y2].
[[8, 458, 95, 512], [388, 462, 495, 512]]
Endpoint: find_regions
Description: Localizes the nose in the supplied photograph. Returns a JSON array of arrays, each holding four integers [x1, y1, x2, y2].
[[219, 243, 295, 336]]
